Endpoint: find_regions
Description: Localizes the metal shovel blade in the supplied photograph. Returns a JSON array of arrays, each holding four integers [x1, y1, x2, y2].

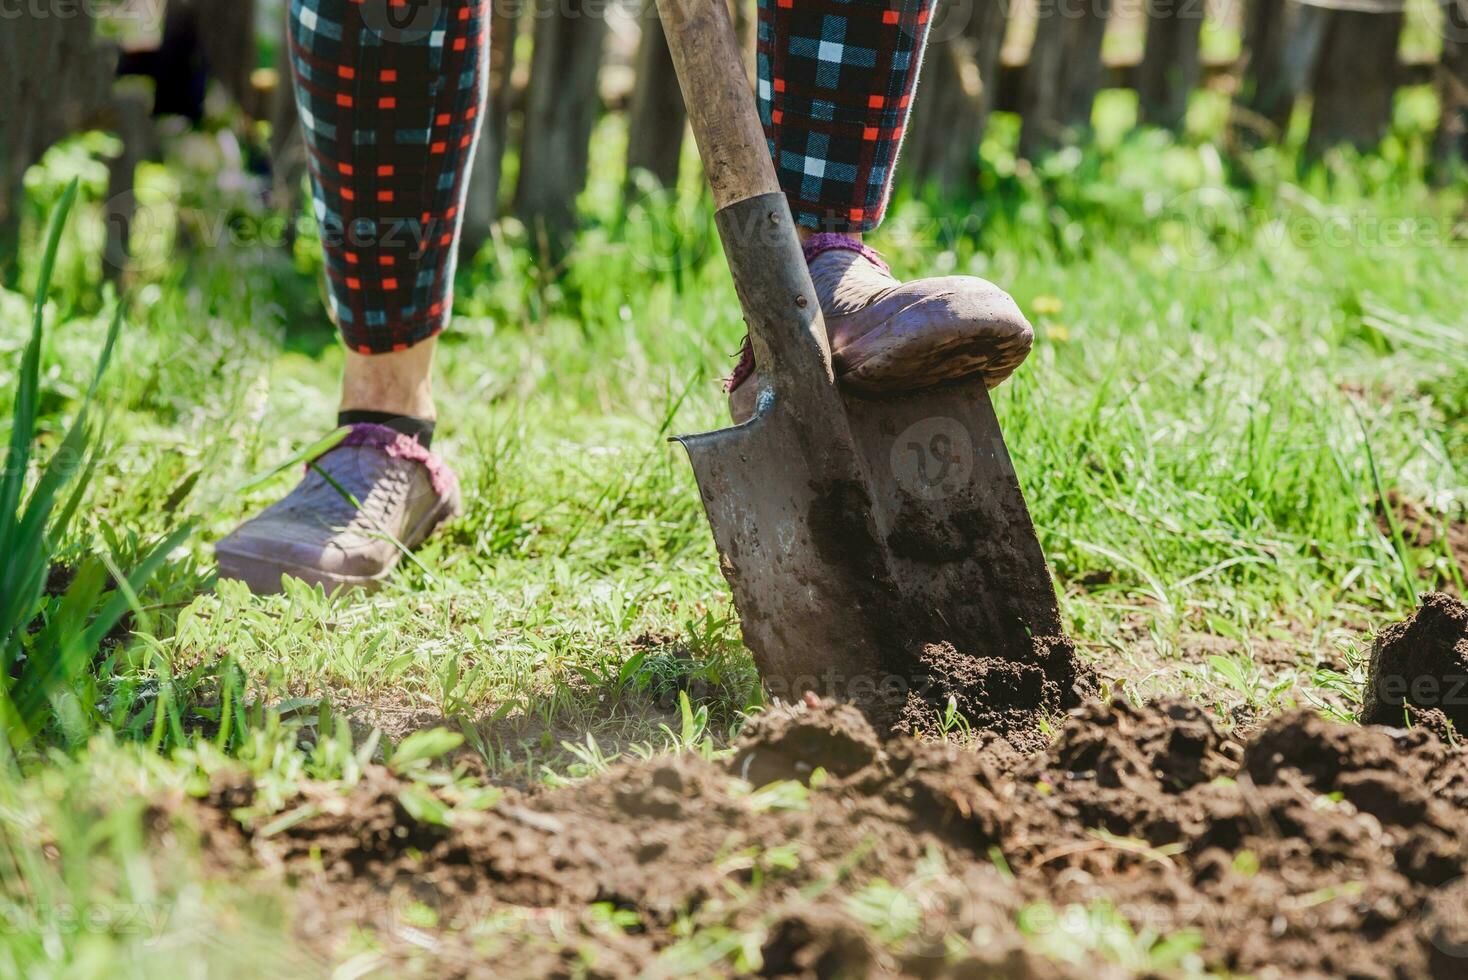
[[677, 377, 1061, 711], [675, 195, 1062, 714]]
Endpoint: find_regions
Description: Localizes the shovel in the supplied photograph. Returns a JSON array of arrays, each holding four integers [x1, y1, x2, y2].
[[658, 0, 1063, 715]]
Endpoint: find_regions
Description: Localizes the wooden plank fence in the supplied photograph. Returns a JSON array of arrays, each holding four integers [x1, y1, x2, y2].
[[4, 0, 1466, 280]]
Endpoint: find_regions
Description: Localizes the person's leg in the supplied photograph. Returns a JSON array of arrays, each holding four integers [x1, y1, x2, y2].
[[297, 0, 489, 420], [757, 0, 932, 235], [341, 343, 438, 419], [217, 0, 489, 593], [731, 0, 1034, 422]]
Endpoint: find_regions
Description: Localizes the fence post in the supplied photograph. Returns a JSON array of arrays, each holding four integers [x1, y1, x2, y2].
[[462, 0, 523, 258], [0, 11, 115, 286], [1307, 4, 1404, 154], [1235, 0, 1329, 143], [194, 0, 261, 116], [971, 0, 1010, 127], [905, 35, 976, 191], [514, 0, 611, 247], [1020, 0, 1112, 157], [905, 0, 1011, 193], [1437, 0, 1468, 174], [1061, 0, 1112, 131], [1137, 0, 1205, 131], [625, 0, 688, 194], [1019, 0, 1068, 157], [101, 82, 159, 282]]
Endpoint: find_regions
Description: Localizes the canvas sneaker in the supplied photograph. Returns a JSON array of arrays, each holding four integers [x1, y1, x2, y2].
[[215, 423, 460, 594]]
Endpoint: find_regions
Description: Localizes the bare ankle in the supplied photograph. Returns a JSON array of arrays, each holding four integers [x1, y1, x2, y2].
[[340, 339, 438, 419]]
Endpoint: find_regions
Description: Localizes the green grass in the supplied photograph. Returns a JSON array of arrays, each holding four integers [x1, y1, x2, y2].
[[0, 89, 1464, 973]]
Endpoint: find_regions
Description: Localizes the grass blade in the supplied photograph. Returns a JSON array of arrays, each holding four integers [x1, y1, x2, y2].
[[0, 180, 78, 558]]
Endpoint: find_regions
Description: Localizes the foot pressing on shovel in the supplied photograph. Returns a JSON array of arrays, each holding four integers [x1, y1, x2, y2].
[[727, 232, 1034, 424], [661, 0, 1065, 712]]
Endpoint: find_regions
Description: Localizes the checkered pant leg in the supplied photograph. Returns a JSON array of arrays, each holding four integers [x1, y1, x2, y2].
[[287, 0, 489, 354], [758, 0, 934, 233]]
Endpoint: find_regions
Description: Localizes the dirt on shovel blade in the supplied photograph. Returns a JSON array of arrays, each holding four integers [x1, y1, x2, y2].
[[187, 595, 1468, 978]]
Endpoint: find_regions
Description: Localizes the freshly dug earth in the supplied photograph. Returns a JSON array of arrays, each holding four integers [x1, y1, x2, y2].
[[897, 635, 1094, 754], [189, 598, 1468, 978], [196, 716, 1468, 976], [1362, 592, 1468, 734]]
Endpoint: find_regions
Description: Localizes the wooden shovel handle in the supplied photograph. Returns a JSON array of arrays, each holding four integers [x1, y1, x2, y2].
[[657, 0, 842, 407], [655, 0, 780, 210]]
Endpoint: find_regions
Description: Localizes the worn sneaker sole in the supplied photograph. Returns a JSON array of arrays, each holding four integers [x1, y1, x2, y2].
[[215, 491, 461, 596]]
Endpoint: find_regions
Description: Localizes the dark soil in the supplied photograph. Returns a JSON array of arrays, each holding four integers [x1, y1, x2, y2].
[[1362, 592, 1468, 735], [897, 635, 1095, 754], [789, 475, 1074, 741], [19, 563, 133, 657], [185, 596, 1468, 978]]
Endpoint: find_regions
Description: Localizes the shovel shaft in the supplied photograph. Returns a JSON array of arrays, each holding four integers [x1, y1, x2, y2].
[[654, 0, 777, 210], [657, 0, 841, 403]]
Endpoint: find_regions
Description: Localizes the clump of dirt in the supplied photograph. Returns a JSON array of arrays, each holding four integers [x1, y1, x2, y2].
[[730, 699, 881, 786], [1361, 592, 1468, 734], [795, 476, 1077, 743], [897, 635, 1096, 753]]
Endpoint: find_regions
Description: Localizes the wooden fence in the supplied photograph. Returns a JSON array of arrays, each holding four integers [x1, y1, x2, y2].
[[2, 0, 1466, 280]]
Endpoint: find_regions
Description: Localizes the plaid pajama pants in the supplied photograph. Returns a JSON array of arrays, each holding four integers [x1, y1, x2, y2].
[[288, 0, 933, 354], [758, 0, 934, 233]]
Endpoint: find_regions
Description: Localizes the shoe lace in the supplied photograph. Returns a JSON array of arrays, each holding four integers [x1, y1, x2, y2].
[[726, 335, 755, 393]]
